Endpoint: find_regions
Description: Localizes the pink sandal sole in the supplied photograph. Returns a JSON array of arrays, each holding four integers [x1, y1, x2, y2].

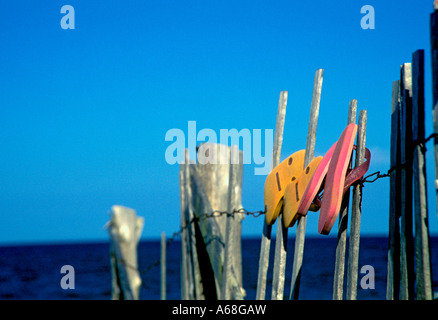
[[318, 123, 358, 235]]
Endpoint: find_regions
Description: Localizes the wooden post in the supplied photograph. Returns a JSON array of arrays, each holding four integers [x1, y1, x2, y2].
[[180, 150, 204, 300], [161, 231, 166, 300], [197, 143, 243, 244], [346, 110, 367, 300], [332, 100, 357, 300], [221, 145, 243, 300], [191, 144, 244, 300], [270, 91, 289, 300], [412, 49, 434, 300], [256, 91, 287, 300], [255, 223, 272, 300], [179, 155, 190, 300], [399, 63, 415, 300], [290, 69, 324, 300], [229, 145, 245, 299], [189, 164, 221, 300], [386, 81, 401, 300], [430, 6, 438, 225], [107, 205, 144, 300], [271, 217, 288, 300]]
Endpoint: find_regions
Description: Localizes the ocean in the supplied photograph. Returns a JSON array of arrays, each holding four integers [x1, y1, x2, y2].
[[0, 236, 437, 300]]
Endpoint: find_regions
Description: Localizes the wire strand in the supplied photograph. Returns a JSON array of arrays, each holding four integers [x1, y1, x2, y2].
[[116, 131, 438, 288], [116, 208, 265, 280]]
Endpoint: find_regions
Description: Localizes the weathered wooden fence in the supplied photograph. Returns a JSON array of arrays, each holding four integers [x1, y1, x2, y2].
[[106, 205, 144, 300], [253, 70, 369, 301], [179, 144, 245, 300], [106, 75, 434, 300], [106, 66, 434, 300], [386, 48, 434, 299], [173, 68, 371, 301], [105, 7, 438, 301]]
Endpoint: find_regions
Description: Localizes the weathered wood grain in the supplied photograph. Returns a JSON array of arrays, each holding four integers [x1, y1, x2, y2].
[[333, 99, 357, 300], [179, 155, 190, 300], [290, 69, 323, 300], [430, 9, 438, 225], [412, 49, 433, 300], [256, 91, 287, 300], [386, 81, 401, 300], [271, 91, 289, 300], [399, 63, 415, 300], [346, 110, 367, 300], [108, 205, 144, 300]]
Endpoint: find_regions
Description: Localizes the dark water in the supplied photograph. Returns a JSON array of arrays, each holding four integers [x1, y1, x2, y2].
[[0, 236, 437, 300]]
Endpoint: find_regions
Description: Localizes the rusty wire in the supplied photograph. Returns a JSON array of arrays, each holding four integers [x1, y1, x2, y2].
[[117, 131, 438, 287], [116, 208, 265, 282]]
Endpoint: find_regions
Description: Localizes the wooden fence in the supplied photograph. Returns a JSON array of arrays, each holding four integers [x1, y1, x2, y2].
[[107, 65, 435, 300], [174, 68, 371, 300], [179, 144, 245, 300], [386, 48, 434, 300], [106, 205, 144, 300], [105, 6, 438, 301]]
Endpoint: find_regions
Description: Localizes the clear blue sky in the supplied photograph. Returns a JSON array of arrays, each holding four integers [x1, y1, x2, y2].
[[0, 1, 437, 244]]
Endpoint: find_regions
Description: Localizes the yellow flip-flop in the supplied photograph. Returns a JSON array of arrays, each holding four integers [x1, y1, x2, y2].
[[264, 150, 305, 225], [282, 156, 323, 228]]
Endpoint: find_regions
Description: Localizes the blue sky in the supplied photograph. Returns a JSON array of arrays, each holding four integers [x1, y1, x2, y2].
[[0, 1, 437, 244]]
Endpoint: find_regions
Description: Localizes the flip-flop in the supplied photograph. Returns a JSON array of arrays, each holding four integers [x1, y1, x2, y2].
[[342, 146, 371, 193], [318, 123, 358, 235], [296, 141, 338, 217], [296, 145, 371, 216], [283, 156, 323, 228], [264, 150, 306, 225], [296, 127, 371, 233]]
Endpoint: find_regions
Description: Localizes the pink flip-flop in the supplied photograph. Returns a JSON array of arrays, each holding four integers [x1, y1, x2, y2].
[[318, 123, 357, 235], [342, 146, 371, 193], [296, 125, 371, 235], [296, 141, 337, 216], [296, 145, 371, 216]]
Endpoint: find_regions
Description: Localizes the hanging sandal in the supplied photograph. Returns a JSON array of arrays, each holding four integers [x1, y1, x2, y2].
[[282, 156, 323, 228], [264, 150, 305, 225]]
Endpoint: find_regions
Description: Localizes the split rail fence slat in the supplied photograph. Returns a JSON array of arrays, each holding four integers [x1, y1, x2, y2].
[[412, 49, 434, 300], [346, 109, 367, 300], [386, 80, 401, 300], [289, 69, 324, 300], [332, 100, 357, 300], [255, 91, 287, 300], [430, 8, 438, 225]]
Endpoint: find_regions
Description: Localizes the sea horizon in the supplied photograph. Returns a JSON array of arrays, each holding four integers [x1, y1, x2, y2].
[[0, 233, 420, 248], [1, 236, 437, 300]]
